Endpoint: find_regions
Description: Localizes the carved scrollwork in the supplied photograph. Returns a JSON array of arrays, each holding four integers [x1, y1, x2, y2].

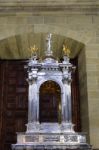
[[64, 135, 78, 142]]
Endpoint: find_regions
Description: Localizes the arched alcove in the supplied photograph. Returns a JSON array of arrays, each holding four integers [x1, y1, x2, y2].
[[39, 80, 61, 123], [0, 32, 90, 148]]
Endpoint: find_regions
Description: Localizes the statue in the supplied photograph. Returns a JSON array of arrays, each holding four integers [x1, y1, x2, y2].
[[46, 33, 53, 56]]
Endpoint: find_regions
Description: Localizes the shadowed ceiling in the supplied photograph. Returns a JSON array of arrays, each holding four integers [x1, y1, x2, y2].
[[0, 33, 84, 59]]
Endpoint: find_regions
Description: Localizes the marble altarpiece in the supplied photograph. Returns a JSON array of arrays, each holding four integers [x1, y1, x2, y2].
[[12, 34, 92, 150]]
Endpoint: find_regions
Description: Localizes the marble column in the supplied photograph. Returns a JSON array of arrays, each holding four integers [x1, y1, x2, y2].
[[28, 79, 38, 123], [62, 79, 72, 123]]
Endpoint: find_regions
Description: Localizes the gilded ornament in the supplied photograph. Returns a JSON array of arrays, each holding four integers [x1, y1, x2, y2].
[[63, 44, 71, 57], [29, 45, 38, 56]]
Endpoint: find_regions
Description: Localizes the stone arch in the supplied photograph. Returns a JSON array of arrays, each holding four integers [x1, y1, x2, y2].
[[38, 78, 63, 94]]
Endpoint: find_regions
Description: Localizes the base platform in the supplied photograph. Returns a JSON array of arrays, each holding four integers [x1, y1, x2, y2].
[[12, 123, 92, 150], [12, 132, 92, 150], [12, 143, 92, 150]]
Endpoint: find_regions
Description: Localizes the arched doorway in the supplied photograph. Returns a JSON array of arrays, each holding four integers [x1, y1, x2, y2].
[[39, 80, 61, 123]]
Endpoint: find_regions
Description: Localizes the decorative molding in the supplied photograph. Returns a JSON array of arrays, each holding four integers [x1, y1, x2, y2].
[[0, 0, 99, 5], [0, 0, 99, 15]]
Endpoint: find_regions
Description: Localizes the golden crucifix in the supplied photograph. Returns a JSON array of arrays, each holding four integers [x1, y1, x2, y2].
[[63, 44, 71, 57], [29, 45, 38, 56]]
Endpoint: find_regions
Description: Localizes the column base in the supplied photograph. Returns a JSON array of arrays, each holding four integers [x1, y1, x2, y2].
[[26, 122, 40, 133], [61, 122, 75, 133], [26, 122, 75, 133]]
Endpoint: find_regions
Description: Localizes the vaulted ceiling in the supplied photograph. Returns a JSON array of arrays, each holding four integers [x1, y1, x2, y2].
[[0, 33, 84, 59]]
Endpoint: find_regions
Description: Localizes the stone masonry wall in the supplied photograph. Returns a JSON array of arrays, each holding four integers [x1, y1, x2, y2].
[[86, 44, 99, 148]]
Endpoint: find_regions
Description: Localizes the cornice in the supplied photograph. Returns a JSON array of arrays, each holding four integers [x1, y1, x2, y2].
[[0, 0, 99, 15], [0, 0, 99, 5]]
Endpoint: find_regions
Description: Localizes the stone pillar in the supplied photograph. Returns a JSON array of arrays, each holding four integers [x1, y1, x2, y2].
[[28, 79, 38, 122], [61, 58, 74, 132], [26, 68, 40, 132]]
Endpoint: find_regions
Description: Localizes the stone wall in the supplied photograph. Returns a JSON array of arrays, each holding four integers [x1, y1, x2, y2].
[[0, 2, 99, 148], [86, 44, 99, 148]]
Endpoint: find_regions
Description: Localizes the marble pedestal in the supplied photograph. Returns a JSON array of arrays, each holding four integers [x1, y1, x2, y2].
[[12, 123, 92, 150]]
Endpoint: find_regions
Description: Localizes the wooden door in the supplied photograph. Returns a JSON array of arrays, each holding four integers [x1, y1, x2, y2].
[[0, 60, 28, 150]]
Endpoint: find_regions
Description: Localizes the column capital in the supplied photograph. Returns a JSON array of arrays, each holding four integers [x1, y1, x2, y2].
[[62, 76, 72, 84], [27, 78, 37, 85]]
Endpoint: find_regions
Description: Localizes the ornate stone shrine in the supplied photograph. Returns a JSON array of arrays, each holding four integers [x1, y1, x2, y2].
[[12, 34, 92, 150]]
